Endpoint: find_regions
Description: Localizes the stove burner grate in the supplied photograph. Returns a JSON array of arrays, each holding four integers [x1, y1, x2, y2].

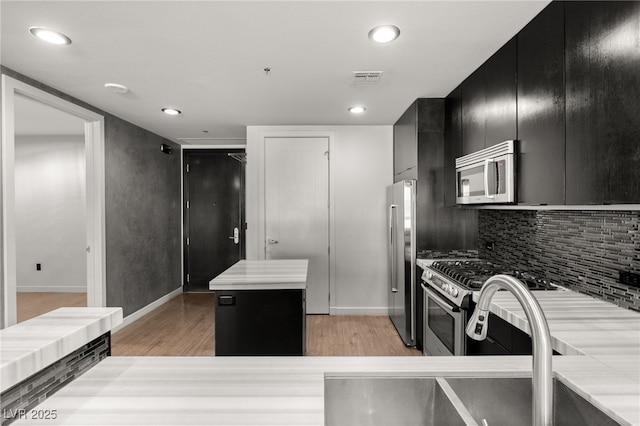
[[430, 260, 557, 291]]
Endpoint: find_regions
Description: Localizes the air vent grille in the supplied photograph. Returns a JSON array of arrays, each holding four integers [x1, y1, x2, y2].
[[352, 71, 383, 84]]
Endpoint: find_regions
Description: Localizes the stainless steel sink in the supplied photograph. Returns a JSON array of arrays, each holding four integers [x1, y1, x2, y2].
[[324, 376, 475, 426], [324, 375, 621, 426], [445, 377, 621, 426]]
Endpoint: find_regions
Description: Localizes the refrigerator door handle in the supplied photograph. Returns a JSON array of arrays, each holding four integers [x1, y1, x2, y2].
[[389, 204, 398, 293]]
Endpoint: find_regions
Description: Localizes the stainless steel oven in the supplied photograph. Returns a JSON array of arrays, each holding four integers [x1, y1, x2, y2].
[[422, 283, 467, 356], [420, 260, 559, 357]]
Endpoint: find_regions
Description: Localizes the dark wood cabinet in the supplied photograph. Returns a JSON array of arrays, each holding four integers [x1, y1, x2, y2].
[[565, 1, 640, 204], [460, 38, 517, 156], [467, 312, 533, 356], [394, 99, 478, 349], [393, 102, 418, 182], [460, 70, 486, 155], [444, 88, 463, 207], [516, 1, 566, 205], [215, 289, 305, 356], [448, 1, 640, 206], [484, 38, 518, 147]]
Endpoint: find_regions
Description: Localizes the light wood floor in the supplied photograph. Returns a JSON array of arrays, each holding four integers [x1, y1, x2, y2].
[[112, 292, 214, 356], [112, 293, 421, 357], [17, 292, 87, 323]]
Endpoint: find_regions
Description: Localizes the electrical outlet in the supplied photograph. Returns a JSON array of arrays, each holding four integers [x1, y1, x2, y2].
[[485, 241, 495, 251], [620, 271, 640, 288], [36, 263, 41, 271]]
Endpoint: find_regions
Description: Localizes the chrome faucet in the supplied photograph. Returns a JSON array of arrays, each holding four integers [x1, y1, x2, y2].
[[466, 274, 553, 426]]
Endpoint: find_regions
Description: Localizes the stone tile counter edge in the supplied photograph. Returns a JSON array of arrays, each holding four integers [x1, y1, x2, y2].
[[0, 307, 123, 392]]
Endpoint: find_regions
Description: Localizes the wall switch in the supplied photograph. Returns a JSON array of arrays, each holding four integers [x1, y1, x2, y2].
[[36, 263, 41, 271], [485, 241, 495, 251]]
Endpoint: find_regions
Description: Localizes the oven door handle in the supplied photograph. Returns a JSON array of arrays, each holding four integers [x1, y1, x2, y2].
[[425, 287, 460, 313]]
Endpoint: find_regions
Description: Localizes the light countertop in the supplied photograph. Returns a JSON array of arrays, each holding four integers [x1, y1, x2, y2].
[[0, 307, 123, 393], [209, 259, 308, 291], [5, 287, 640, 425], [474, 290, 640, 361], [11, 355, 639, 425]]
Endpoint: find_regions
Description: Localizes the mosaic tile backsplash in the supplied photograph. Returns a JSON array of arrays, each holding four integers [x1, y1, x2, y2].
[[478, 210, 640, 312]]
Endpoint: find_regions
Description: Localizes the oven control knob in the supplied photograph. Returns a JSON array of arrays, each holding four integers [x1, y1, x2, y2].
[[426, 271, 433, 280], [451, 288, 459, 297]]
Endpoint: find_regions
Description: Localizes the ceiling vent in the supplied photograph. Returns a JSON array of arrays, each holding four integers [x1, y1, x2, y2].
[[352, 71, 383, 85]]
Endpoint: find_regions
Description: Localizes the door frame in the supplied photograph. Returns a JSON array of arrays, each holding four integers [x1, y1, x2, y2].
[[1, 75, 106, 328], [181, 146, 246, 291], [246, 129, 337, 313]]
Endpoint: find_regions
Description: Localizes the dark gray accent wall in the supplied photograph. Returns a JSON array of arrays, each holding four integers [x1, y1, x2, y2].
[[1, 66, 182, 318], [104, 117, 182, 315]]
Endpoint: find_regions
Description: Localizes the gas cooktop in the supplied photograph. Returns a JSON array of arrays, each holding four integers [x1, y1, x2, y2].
[[429, 260, 557, 291]]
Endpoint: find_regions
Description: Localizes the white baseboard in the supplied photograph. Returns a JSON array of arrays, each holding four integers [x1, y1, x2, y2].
[[329, 306, 390, 315], [17, 286, 87, 293], [111, 287, 183, 334]]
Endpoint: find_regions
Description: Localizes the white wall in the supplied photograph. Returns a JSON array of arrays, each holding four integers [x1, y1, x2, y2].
[[15, 135, 87, 292], [246, 125, 393, 314]]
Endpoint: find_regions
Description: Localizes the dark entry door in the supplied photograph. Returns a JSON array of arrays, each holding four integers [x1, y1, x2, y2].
[[183, 150, 245, 291]]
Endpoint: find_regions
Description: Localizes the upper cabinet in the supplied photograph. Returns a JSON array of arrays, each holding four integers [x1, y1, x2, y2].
[[460, 68, 485, 154], [394, 99, 478, 251], [484, 38, 518, 148], [461, 38, 517, 155], [445, 1, 640, 206], [516, 1, 565, 205], [565, 1, 640, 204], [394, 101, 418, 182], [444, 88, 463, 207]]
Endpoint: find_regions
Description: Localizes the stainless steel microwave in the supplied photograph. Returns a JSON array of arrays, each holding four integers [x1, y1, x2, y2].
[[455, 140, 516, 205]]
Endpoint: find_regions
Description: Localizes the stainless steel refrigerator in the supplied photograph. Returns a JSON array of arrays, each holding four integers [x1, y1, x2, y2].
[[386, 179, 416, 346]]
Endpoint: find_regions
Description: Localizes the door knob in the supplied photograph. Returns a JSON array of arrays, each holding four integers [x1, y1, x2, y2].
[[228, 227, 239, 244], [267, 238, 279, 245]]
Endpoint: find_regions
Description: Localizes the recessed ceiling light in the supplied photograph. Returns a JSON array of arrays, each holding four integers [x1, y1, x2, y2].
[[162, 108, 182, 116], [29, 26, 72, 45], [104, 83, 129, 94], [348, 106, 366, 114], [368, 25, 400, 43]]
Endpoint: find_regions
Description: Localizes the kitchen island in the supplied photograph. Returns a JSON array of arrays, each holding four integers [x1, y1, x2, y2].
[[209, 259, 308, 356]]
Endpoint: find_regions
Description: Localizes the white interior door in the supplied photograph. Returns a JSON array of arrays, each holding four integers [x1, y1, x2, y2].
[[265, 137, 329, 314]]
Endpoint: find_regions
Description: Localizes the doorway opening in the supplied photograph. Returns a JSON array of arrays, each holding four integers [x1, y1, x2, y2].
[[182, 149, 246, 292], [14, 93, 88, 322], [1, 75, 106, 328]]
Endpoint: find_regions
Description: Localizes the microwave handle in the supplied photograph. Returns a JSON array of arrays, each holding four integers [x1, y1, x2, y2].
[[484, 159, 495, 199]]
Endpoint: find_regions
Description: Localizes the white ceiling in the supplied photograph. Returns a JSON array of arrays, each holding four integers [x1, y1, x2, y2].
[[1, 1, 550, 145]]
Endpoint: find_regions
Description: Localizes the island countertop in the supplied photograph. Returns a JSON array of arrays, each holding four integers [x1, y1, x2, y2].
[[209, 259, 308, 291]]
